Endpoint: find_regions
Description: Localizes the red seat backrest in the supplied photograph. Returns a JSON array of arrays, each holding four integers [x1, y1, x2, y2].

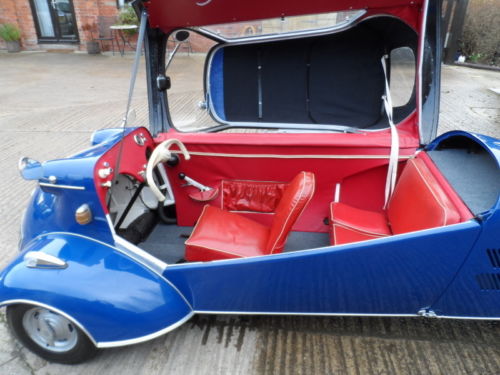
[[266, 171, 315, 254], [387, 158, 461, 235]]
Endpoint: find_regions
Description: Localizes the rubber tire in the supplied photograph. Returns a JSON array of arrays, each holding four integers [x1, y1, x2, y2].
[[6, 304, 98, 364]]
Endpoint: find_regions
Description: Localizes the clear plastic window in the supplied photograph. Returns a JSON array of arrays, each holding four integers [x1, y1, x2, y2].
[[166, 32, 219, 131], [390, 47, 416, 107], [198, 10, 365, 40]]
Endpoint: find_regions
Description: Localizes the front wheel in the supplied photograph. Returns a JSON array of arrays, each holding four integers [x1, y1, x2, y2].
[[6, 304, 98, 364]]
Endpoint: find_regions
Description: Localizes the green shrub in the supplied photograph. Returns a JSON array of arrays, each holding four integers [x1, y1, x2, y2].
[[0, 24, 21, 42], [117, 6, 139, 37]]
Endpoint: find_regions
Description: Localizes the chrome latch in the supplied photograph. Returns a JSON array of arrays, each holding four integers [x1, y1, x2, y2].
[[24, 251, 67, 269], [417, 308, 438, 318]]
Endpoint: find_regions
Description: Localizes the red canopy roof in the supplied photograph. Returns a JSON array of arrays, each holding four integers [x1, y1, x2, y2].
[[146, 0, 423, 31]]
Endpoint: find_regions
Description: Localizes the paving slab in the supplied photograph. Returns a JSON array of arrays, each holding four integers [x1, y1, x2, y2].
[[0, 51, 499, 374]]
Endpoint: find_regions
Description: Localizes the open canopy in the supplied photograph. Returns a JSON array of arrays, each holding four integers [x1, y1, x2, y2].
[[141, 0, 442, 145], [146, 0, 424, 31]]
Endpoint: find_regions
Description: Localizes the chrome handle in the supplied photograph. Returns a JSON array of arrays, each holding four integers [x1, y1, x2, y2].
[[25, 251, 67, 269]]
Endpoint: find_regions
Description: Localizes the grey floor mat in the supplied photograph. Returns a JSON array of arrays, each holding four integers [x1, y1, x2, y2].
[[140, 224, 330, 264], [284, 231, 330, 252], [429, 149, 499, 215], [140, 224, 193, 264]]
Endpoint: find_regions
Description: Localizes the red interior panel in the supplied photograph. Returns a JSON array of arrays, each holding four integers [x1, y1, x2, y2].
[[222, 180, 287, 213], [387, 157, 463, 234], [159, 130, 418, 233], [330, 153, 472, 245], [95, 128, 155, 211], [417, 152, 474, 221]]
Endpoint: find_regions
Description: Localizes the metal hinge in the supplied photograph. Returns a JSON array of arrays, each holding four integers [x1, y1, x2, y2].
[[417, 308, 438, 318]]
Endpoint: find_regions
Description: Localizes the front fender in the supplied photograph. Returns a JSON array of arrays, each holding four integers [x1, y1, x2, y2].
[[0, 233, 192, 347]]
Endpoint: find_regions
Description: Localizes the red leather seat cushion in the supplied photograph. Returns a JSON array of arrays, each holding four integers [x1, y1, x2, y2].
[[266, 171, 316, 253], [185, 205, 270, 261], [185, 171, 315, 261], [330, 202, 390, 245], [330, 157, 465, 246], [387, 158, 461, 234]]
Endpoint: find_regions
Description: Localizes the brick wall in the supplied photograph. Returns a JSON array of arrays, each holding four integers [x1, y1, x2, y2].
[[0, 0, 38, 50], [1, 0, 228, 53], [0, 0, 124, 51]]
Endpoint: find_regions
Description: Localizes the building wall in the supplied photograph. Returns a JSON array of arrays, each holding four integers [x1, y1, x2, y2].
[[0, 0, 38, 50], [0, 0, 124, 52]]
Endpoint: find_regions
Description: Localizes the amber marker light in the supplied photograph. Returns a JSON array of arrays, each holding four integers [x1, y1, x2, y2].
[[75, 204, 92, 225]]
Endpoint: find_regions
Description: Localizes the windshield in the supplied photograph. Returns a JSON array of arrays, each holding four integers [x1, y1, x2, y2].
[[197, 10, 366, 40], [166, 16, 417, 133], [166, 32, 219, 131]]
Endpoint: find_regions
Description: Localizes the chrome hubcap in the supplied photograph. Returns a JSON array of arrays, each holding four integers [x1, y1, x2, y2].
[[22, 307, 78, 352]]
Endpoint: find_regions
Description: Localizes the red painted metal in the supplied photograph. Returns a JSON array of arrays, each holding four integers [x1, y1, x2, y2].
[[94, 128, 155, 212], [146, 0, 423, 31]]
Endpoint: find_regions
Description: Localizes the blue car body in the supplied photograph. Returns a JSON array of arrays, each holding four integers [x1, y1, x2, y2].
[[1, 0, 499, 352], [1, 130, 499, 347]]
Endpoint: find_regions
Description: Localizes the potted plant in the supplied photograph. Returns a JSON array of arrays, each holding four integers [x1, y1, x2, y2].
[[0, 24, 21, 53], [117, 5, 139, 37], [82, 23, 100, 54]]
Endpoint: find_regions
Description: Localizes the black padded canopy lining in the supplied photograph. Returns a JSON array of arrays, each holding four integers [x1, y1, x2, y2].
[[220, 16, 417, 129]]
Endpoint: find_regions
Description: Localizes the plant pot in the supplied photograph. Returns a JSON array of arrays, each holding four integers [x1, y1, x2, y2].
[[6, 40, 20, 53], [86, 41, 100, 55]]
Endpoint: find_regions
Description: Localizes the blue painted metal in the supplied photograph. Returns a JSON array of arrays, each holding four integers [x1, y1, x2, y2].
[[427, 131, 500, 167], [1, 127, 497, 353], [19, 128, 137, 248], [208, 48, 226, 120], [165, 221, 481, 315], [427, 131, 500, 318], [431, 206, 500, 318], [90, 128, 125, 146], [0, 233, 192, 343], [18, 158, 44, 180]]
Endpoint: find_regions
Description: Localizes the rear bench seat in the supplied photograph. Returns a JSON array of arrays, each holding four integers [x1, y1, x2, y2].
[[330, 153, 473, 245]]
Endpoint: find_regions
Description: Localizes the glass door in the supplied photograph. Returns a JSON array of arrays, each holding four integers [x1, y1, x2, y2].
[[30, 0, 79, 43]]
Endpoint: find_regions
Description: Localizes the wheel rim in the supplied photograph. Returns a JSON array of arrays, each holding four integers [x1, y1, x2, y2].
[[22, 307, 78, 352]]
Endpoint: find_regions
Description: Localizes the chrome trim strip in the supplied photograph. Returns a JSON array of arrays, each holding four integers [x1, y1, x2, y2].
[[114, 235, 167, 275], [0, 299, 98, 346], [112, 236, 194, 310], [96, 311, 195, 348], [17, 231, 193, 313], [417, 0, 429, 143], [200, 14, 417, 134], [170, 150, 413, 160], [21, 231, 168, 278], [195, 311, 418, 317], [195, 311, 499, 320], [39, 182, 85, 190], [207, 121, 362, 133], [195, 10, 366, 44], [105, 214, 117, 235], [166, 220, 477, 267]]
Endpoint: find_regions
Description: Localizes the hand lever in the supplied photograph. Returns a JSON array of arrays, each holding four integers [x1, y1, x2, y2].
[[179, 173, 219, 202], [179, 173, 211, 192], [179, 173, 212, 191]]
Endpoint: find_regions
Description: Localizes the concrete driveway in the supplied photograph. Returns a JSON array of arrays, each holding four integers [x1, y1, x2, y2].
[[0, 51, 499, 375]]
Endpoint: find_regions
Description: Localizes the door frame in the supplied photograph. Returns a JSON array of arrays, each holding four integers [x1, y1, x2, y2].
[[29, 0, 80, 44]]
